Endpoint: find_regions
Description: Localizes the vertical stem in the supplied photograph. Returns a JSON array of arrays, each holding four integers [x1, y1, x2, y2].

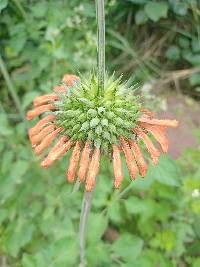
[[79, 1, 106, 266], [79, 191, 94, 267], [0, 54, 25, 121], [96, 0, 105, 97]]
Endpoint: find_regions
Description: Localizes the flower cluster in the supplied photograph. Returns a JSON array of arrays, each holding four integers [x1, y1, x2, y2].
[[27, 73, 178, 191]]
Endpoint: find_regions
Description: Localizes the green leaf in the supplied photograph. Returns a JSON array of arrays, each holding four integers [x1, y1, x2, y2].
[[112, 234, 143, 263], [128, 0, 147, 4], [183, 52, 200, 66], [22, 92, 39, 110], [52, 237, 79, 267], [150, 155, 180, 186], [87, 242, 112, 266], [31, 1, 48, 18], [0, 0, 7, 12], [192, 38, 200, 53], [87, 213, 108, 244], [135, 10, 148, 25], [125, 196, 157, 221], [178, 37, 190, 48], [144, 2, 168, 22], [171, 1, 188, 16], [22, 254, 37, 267], [108, 202, 122, 223], [166, 46, 180, 61], [189, 73, 200, 86], [193, 258, 200, 267], [4, 220, 35, 257]]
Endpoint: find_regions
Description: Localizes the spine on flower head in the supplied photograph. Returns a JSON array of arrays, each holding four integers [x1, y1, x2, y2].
[[26, 104, 55, 120], [67, 141, 82, 183], [86, 147, 100, 192], [34, 127, 63, 155], [41, 138, 71, 168], [28, 115, 56, 137], [133, 128, 160, 165], [33, 93, 59, 107], [30, 124, 56, 147], [112, 144, 123, 188], [62, 74, 80, 87], [138, 117, 178, 128], [129, 140, 147, 177], [78, 142, 91, 182], [120, 136, 138, 180], [140, 122, 169, 153]]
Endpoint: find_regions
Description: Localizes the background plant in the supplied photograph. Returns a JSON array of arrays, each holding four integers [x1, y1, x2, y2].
[[0, 1, 200, 267]]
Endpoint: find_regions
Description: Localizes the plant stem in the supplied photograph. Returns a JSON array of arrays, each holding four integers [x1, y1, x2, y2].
[[79, 1, 105, 266], [79, 191, 94, 267], [0, 54, 25, 121], [11, 0, 27, 20], [96, 0, 105, 97]]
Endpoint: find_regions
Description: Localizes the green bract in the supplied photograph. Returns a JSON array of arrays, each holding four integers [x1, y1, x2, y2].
[[54, 74, 141, 155]]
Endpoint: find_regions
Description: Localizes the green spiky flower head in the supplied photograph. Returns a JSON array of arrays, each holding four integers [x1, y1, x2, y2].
[[54, 73, 141, 155]]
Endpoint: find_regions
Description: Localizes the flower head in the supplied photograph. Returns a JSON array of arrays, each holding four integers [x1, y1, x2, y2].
[[27, 73, 178, 191]]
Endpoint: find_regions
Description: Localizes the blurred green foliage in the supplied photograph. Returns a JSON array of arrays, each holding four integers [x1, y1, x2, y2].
[[0, 0, 200, 267]]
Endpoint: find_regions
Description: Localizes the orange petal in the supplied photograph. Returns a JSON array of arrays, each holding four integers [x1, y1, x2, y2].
[[28, 115, 56, 137], [62, 74, 80, 87], [34, 127, 63, 155], [33, 93, 59, 107], [112, 144, 124, 188], [26, 104, 55, 121], [140, 108, 154, 119], [86, 147, 100, 192], [53, 85, 65, 93], [139, 122, 169, 153], [129, 140, 148, 177], [30, 124, 56, 147], [41, 137, 71, 168], [78, 142, 91, 182], [49, 136, 69, 154], [138, 117, 178, 128], [120, 136, 138, 180], [67, 141, 82, 183], [134, 128, 160, 165]]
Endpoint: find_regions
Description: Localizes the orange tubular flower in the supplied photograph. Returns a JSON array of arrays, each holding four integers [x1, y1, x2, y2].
[[139, 122, 169, 153], [27, 73, 178, 191], [86, 148, 100, 192], [67, 141, 82, 183], [53, 85, 65, 93], [62, 74, 80, 87], [120, 136, 138, 180], [41, 139, 72, 168], [78, 142, 91, 183], [34, 127, 63, 155], [26, 104, 55, 121], [33, 93, 59, 107], [30, 124, 56, 147], [138, 117, 178, 128], [28, 114, 56, 137], [129, 140, 148, 177], [112, 145, 123, 188], [133, 128, 160, 165]]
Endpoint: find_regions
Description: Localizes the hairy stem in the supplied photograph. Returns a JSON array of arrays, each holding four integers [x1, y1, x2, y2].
[[96, 0, 105, 97], [0, 54, 25, 121], [79, 191, 94, 267]]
